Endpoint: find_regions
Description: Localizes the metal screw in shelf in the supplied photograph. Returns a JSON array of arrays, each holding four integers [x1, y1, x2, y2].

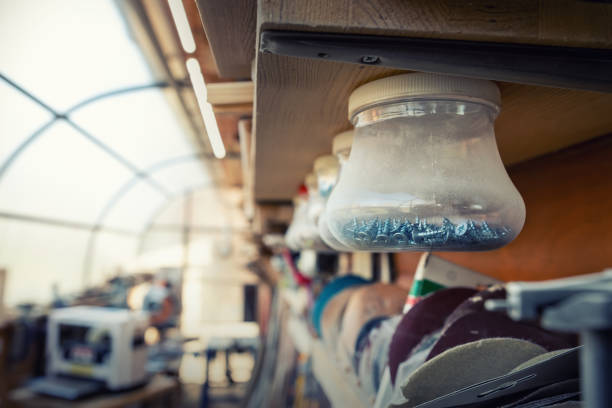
[[360, 55, 380, 64]]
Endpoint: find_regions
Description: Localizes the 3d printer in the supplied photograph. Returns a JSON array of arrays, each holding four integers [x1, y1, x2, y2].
[[39, 306, 149, 397]]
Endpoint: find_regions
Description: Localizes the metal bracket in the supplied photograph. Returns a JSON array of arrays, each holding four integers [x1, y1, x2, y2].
[[260, 30, 612, 93]]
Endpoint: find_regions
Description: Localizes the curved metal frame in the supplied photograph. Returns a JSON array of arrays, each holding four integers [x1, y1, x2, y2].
[[81, 153, 216, 283], [0, 73, 178, 193], [0, 72, 232, 288]]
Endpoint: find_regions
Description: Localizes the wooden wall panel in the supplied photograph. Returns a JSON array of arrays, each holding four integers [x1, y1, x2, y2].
[[395, 135, 612, 282]]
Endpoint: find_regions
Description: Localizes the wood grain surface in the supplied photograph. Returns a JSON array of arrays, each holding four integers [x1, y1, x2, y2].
[[254, 55, 402, 200], [395, 135, 612, 282], [207, 81, 254, 105], [253, 0, 612, 200], [196, 0, 257, 79], [259, 0, 612, 48], [254, 53, 612, 200]]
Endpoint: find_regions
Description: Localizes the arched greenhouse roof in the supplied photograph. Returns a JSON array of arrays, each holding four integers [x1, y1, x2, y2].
[[0, 0, 244, 305]]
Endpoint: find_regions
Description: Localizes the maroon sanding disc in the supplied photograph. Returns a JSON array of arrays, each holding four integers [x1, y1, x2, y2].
[[426, 311, 576, 360], [387, 287, 477, 384], [426, 286, 576, 361], [443, 284, 507, 327]]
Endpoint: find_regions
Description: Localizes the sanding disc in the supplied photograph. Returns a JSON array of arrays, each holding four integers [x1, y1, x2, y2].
[[311, 275, 369, 337], [320, 286, 359, 348], [388, 287, 477, 384], [339, 283, 407, 363], [396, 338, 546, 408], [426, 311, 575, 361]]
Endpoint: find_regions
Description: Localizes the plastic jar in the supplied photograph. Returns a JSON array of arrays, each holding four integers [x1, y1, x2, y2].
[[313, 155, 340, 198], [305, 172, 325, 227], [286, 175, 332, 251], [318, 131, 354, 251], [285, 194, 308, 251], [326, 73, 525, 252]]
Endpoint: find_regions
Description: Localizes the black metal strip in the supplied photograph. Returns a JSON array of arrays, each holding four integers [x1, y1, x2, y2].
[[260, 30, 612, 93], [0, 211, 137, 236]]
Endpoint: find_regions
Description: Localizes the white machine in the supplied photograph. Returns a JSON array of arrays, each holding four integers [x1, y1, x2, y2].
[[46, 306, 149, 392]]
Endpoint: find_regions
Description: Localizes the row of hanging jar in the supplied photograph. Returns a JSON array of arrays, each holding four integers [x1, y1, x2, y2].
[[285, 73, 527, 252]]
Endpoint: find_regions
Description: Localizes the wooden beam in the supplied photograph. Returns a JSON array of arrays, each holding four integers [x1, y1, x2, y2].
[[196, 0, 257, 79], [212, 103, 253, 115], [253, 0, 612, 201], [238, 119, 255, 218], [207, 82, 254, 105], [258, 0, 612, 49]]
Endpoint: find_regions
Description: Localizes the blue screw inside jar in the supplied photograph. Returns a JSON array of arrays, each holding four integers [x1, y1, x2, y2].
[[341, 217, 512, 251]]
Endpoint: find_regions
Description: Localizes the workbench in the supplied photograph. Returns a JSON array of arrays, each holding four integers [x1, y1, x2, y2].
[[8, 375, 181, 408]]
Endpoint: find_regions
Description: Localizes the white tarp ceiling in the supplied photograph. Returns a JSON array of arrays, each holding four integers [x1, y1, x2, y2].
[[0, 0, 233, 305]]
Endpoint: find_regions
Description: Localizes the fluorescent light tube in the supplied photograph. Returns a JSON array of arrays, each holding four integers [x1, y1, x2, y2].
[[186, 58, 226, 159], [168, 0, 196, 53]]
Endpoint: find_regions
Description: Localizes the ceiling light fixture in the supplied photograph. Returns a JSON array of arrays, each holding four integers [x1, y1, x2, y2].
[[168, 0, 196, 53], [186, 57, 226, 159]]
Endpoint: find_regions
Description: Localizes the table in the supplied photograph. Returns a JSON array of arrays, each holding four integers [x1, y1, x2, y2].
[[8, 375, 181, 408]]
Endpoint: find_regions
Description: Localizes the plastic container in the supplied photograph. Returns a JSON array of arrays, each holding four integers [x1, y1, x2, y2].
[[285, 175, 332, 251], [318, 131, 354, 251], [313, 155, 340, 197], [284, 193, 308, 251], [304, 172, 325, 226], [326, 73, 526, 252]]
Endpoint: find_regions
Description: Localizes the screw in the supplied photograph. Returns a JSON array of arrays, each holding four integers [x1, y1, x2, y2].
[[374, 219, 391, 245], [360, 55, 380, 64], [391, 231, 408, 245], [479, 221, 496, 240], [357, 219, 377, 243], [390, 219, 407, 245], [455, 220, 475, 238], [344, 218, 360, 241], [343, 217, 511, 249]]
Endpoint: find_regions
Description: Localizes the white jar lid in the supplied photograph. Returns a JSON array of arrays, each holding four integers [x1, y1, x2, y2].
[[332, 130, 354, 155], [348, 73, 501, 120], [313, 154, 339, 173]]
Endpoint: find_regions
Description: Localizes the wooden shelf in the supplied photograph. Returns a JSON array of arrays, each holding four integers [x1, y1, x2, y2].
[[196, 0, 257, 79], [252, 0, 612, 201], [207, 82, 254, 105]]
